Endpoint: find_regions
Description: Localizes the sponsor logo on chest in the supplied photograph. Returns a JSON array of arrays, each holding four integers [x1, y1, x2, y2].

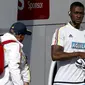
[[72, 42, 85, 49]]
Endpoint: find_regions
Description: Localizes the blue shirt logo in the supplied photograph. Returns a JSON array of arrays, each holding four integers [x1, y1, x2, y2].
[[72, 42, 85, 49]]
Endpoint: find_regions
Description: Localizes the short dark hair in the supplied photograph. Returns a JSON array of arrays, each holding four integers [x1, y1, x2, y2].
[[70, 2, 84, 11]]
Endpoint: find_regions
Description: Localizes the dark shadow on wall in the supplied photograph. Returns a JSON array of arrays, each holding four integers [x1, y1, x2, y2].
[[22, 26, 33, 64]]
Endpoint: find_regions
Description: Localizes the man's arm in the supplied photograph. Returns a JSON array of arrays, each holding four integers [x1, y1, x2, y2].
[[21, 64, 31, 84], [8, 43, 24, 85], [20, 50, 31, 84], [51, 45, 80, 61]]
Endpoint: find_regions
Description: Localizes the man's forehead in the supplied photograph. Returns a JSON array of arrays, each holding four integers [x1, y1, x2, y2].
[[71, 6, 84, 12]]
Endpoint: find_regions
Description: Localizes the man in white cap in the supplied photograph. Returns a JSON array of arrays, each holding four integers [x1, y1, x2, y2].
[[0, 22, 31, 85]]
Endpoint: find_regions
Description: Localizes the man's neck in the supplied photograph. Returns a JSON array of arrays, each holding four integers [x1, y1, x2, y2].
[[69, 21, 80, 29]]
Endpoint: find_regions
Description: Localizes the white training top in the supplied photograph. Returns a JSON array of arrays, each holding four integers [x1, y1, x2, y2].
[[52, 23, 85, 84], [0, 33, 30, 85]]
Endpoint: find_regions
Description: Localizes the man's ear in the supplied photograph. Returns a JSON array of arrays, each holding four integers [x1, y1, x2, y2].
[[68, 11, 71, 15]]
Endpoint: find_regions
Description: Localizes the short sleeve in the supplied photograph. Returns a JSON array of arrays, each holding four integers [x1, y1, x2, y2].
[[51, 28, 65, 47]]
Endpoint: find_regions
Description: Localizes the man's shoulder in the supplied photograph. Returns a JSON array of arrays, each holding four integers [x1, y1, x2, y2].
[[54, 24, 68, 34], [58, 23, 68, 31], [2, 33, 12, 37]]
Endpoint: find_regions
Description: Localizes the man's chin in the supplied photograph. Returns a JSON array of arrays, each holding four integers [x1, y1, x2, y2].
[[76, 21, 82, 24], [19, 40, 23, 42]]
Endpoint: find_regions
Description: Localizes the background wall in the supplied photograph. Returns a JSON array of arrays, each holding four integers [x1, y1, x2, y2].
[[0, 0, 18, 33], [0, 0, 85, 85]]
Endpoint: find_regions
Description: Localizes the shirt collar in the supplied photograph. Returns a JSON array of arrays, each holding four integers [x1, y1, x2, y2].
[[67, 22, 84, 31]]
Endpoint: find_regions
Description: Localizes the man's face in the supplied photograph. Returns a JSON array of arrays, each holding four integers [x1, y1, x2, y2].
[[70, 6, 84, 25], [19, 35, 25, 42], [16, 34, 25, 42]]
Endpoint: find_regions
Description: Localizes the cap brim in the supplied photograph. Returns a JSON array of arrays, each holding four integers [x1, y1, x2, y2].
[[26, 29, 32, 35]]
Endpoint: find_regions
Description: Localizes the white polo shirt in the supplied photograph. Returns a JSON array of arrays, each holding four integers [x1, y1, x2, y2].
[[52, 23, 85, 85]]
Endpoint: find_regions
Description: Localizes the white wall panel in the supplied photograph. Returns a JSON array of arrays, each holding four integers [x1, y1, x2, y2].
[[0, 0, 17, 29], [30, 26, 46, 85]]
